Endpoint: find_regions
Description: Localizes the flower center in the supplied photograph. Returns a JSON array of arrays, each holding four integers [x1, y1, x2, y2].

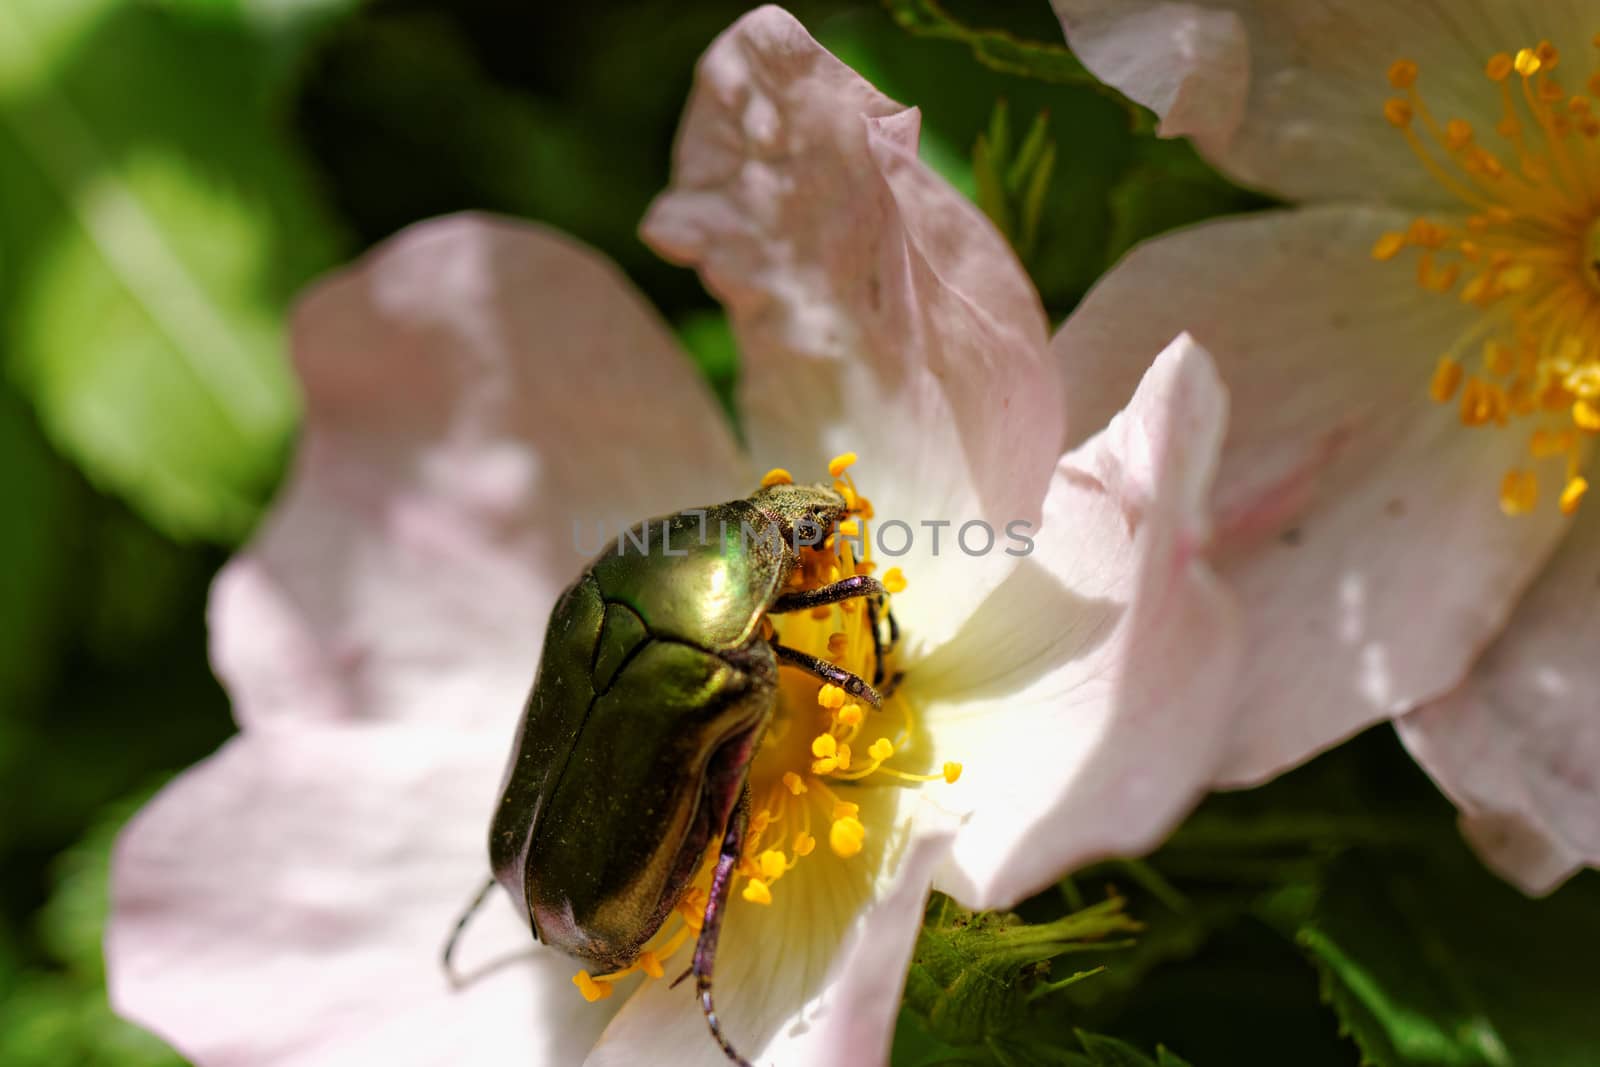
[[571, 453, 960, 1003], [1376, 42, 1600, 515]]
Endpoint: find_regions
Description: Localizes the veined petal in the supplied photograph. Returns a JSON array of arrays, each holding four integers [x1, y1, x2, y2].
[[1398, 498, 1600, 896], [108, 727, 611, 1066], [1053, 0, 1589, 206], [214, 214, 748, 732], [586, 800, 956, 1067], [916, 336, 1243, 908], [642, 5, 1063, 661], [1055, 204, 1568, 786]]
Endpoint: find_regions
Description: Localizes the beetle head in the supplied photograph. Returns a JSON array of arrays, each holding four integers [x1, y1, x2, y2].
[[748, 482, 848, 550]]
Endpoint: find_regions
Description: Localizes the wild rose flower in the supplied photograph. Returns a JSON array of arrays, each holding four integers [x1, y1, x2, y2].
[[107, 7, 1242, 1065], [1052, 0, 1600, 892]]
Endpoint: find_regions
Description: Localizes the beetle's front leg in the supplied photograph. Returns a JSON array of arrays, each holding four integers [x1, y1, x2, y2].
[[691, 791, 755, 1067], [771, 643, 883, 708], [768, 574, 884, 614]]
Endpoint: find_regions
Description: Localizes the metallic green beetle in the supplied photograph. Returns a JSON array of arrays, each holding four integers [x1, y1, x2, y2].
[[448, 482, 894, 1066]]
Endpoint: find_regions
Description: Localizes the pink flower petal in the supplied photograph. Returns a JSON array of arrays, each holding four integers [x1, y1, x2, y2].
[[1397, 499, 1600, 895], [1055, 204, 1568, 786], [1052, 0, 1576, 204], [215, 213, 748, 731], [108, 726, 615, 1066], [917, 335, 1243, 907], [642, 5, 1064, 658]]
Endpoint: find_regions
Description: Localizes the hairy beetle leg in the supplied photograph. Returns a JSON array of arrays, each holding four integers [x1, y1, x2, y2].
[[691, 790, 755, 1067], [772, 643, 883, 708], [768, 574, 884, 615], [863, 596, 901, 686]]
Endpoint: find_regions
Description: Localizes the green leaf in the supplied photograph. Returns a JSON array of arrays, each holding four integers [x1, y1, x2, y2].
[[1104, 138, 1274, 268], [0, 0, 346, 542], [903, 893, 1139, 1049], [883, 0, 1149, 131], [1294, 856, 1600, 1067], [0, 384, 75, 709], [0, 790, 189, 1067]]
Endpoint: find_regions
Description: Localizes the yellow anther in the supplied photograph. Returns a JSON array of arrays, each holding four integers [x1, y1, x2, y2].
[[1499, 264, 1534, 292], [811, 733, 838, 758], [837, 704, 863, 727], [742, 878, 773, 905], [882, 566, 907, 594], [811, 757, 838, 775], [1561, 476, 1589, 514], [1371, 232, 1406, 261], [1514, 48, 1540, 77], [761, 467, 794, 487], [1387, 58, 1418, 89], [868, 737, 895, 762], [638, 951, 665, 979], [836, 743, 852, 770], [1384, 98, 1414, 127], [793, 831, 816, 857], [826, 632, 849, 658], [1486, 53, 1514, 81], [573, 971, 615, 1002], [1535, 41, 1560, 68], [839, 518, 861, 537], [757, 849, 787, 881], [943, 762, 964, 784], [1499, 469, 1540, 515], [828, 452, 859, 477], [1485, 341, 1514, 377], [782, 771, 808, 795], [816, 684, 846, 710], [1574, 398, 1600, 430], [749, 809, 772, 835], [833, 800, 859, 820], [1431, 356, 1465, 403], [829, 816, 866, 858], [1444, 119, 1474, 149]]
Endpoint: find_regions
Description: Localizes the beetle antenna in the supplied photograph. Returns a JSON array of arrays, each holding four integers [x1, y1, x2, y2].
[[442, 877, 498, 988], [693, 797, 756, 1067]]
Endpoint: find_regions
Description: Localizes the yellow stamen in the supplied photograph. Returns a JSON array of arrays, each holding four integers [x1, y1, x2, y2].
[[1430, 356, 1465, 402], [742, 879, 773, 905], [828, 452, 859, 477], [1561, 475, 1589, 513], [573, 971, 614, 1002], [829, 816, 866, 858], [761, 467, 793, 487], [882, 566, 907, 594]]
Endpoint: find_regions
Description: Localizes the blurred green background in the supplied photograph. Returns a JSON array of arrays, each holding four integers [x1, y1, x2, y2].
[[1, 1, 1594, 1065]]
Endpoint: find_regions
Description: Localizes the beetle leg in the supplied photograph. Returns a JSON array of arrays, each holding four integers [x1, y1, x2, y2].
[[768, 574, 885, 614], [692, 791, 756, 1067], [864, 596, 883, 685], [772, 643, 883, 708], [440, 877, 499, 988]]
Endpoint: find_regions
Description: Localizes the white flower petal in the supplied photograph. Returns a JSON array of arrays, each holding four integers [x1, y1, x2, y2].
[[1055, 204, 1568, 786], [1397, 497, 1600, 895], [916, 336, 1243, 908], [1053, 0, 1590, 205], [586, 802, 955, 1067], [108, 726, 612, 1066], [215, 214, 748, 732], [642, 5, 1063, 659]]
